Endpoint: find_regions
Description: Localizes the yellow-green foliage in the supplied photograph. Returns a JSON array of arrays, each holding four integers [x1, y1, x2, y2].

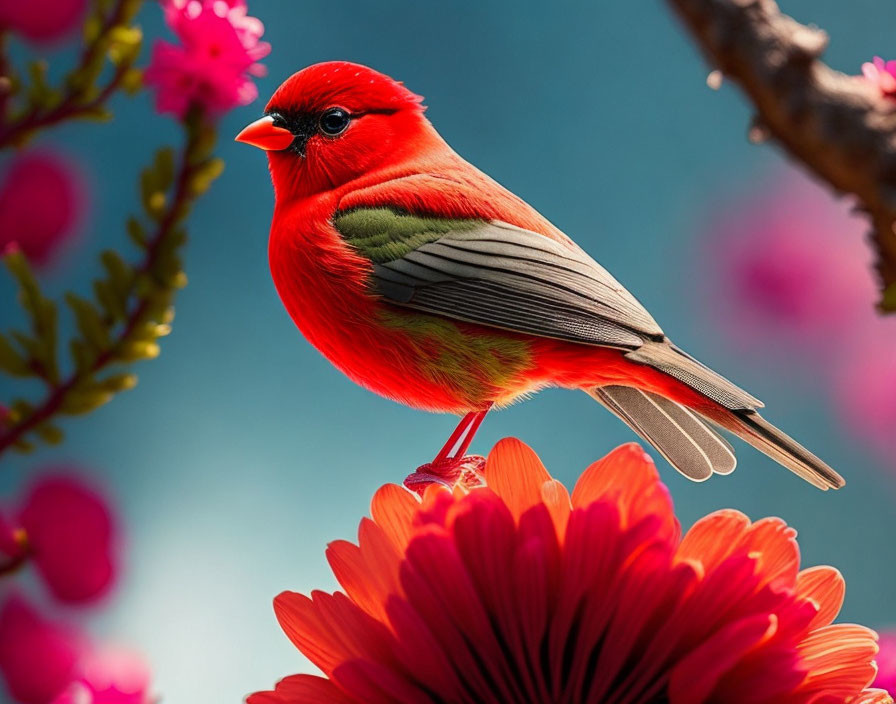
[[0, 1, 225, 457]]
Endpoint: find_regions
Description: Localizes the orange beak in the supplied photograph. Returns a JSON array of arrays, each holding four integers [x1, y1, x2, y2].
[[235, 115, 295, 151]]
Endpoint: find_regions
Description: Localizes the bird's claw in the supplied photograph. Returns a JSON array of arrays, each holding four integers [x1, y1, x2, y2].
[[403, 454, 486, 495]]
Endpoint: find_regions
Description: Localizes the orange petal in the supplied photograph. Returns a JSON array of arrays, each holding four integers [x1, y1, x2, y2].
[[370, 483, 419, 551], [273, 590, 392, 676], [740, 517, 799, 591], [326, 519, 403, 624], [248, 673, 355, 704], [798, 624, 880, 698], [677, 509, 750, 570], [540, 479, 571, 538], [571, 443, 677, 538], [484, 438, 551, 521], [796, 566, 845, 629]]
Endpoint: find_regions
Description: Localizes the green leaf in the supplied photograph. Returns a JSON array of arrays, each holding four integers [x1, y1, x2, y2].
[[5, 252, 59, 381], [0, 333, 31, 377], [117, 341, 160, 362], [97, 372, 137, 393], [189, 158, 224, 196], [26, 60, 53, 106], [65, 293, 110, 351], [121, 68, 143, 95], [154, 147, 175, 190], [93, 279, 127, 322], [100, 250, 134, 297], [126, 217, 147, 248], [36, 423, 64, 445], [60, 389, 114, 415]]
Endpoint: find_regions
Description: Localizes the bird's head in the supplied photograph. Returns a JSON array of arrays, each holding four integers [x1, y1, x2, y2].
[[236, 61, 430, 200]]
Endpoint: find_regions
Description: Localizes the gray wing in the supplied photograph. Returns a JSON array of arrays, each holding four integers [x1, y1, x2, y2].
[[362, 218, 663, 350]]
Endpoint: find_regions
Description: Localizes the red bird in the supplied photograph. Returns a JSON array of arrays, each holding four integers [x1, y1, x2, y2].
[[236, 61, 843, 491]]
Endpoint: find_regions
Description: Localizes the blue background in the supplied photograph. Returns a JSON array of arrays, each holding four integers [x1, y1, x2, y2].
[[2, 1, 896, 701]]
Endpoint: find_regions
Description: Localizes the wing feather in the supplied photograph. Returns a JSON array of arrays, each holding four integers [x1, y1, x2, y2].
[[335, 209, 662, 349]]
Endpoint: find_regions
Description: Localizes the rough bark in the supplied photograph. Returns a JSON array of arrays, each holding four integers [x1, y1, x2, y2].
[[667, 0, 896, 311]]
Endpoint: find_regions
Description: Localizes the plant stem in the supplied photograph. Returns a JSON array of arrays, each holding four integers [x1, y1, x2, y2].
[[0, 0, 141, 149], [0, 122, 203, 458]]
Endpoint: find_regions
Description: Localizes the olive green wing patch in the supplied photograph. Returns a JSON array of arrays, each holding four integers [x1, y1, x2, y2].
[[334, 208, 485, 264], [333, 206, 663, 349]]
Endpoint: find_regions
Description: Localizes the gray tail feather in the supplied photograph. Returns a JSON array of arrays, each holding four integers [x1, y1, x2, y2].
[[712, 410, 845, 490], [619, 340, 844, 490], [588, 385, 737, 481], [625, 341, 763, 411]]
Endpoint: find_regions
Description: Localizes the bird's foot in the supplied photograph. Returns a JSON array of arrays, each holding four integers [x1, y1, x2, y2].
[[403, 454, 486, 495]]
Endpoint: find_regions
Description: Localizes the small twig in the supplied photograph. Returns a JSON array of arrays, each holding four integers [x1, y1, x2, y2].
[[0, 0, 141, 149], [0, 120, 208, 457], [665, 0, 896, 312]]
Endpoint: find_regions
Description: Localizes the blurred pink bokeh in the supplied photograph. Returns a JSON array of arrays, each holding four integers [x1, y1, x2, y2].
[[1, 472, 118, 606], [0, 151, 85, 267], [0, 0, 87, 42], [862, 57, 896, 98], [0, 593, 152, 704], [17, 473, 118, 604], [0, 594, 83, 704], [705, 169, 875, 363], [52, 646, 153, 704], [836, 325, 896, 466], [701, 166, 896, 472], [873, 630, 896, 697]]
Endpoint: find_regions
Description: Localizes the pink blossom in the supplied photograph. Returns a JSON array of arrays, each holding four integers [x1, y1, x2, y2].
[[862, 57, 896, 98], [0, 594, 83, 704], [0, 0, 87, 42], [51, 647, 152, 704], [13, 473, 118, 604], [0, 595, 152, 704], [835, 323, 896, 465], [0, 151, 84, 267], [703, 168, 875, 364], [144, 0, 270, 118], [874, 630, 896, 696]]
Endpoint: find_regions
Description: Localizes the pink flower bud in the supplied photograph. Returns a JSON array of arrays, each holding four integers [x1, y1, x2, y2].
[[0, 0, 87, 42], [0, 152, 84, 267], [18, 473, 118, 604], [0, 594, 83, 704]]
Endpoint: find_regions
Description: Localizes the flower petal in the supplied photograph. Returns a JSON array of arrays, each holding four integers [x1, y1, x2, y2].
[[370, 484, 418, 552], [798, 624, 880, 698], [484, 438, 551, 521], [571, 443, 677, 539], [273, 591, 393, 677], [0, 593, 83, 704], [678, 509, 756, 573], [247, 674, 355, 704], [796, 566, 845, 629], [668, 613, 776, 704]]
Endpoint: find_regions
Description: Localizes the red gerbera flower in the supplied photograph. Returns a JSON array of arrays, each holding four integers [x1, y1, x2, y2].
[[250, 439, 890, 704]]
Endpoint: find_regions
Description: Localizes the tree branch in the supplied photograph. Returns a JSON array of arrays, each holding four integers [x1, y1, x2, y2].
[[665, 0, 896, 312], [0, 0, 143, 149], [0, 113, 222, 458]]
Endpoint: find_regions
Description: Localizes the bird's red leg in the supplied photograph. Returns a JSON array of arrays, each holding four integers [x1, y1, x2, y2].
[[449, 405, 490, 459], [432, 411, 479, 463], [404, 403, 493, 494]]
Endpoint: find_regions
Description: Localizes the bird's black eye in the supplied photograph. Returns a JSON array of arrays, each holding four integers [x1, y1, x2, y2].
[[319, 107, 351, 136]]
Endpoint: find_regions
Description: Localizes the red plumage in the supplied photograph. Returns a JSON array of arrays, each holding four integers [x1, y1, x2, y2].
[[238, 61, 843, 490]]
